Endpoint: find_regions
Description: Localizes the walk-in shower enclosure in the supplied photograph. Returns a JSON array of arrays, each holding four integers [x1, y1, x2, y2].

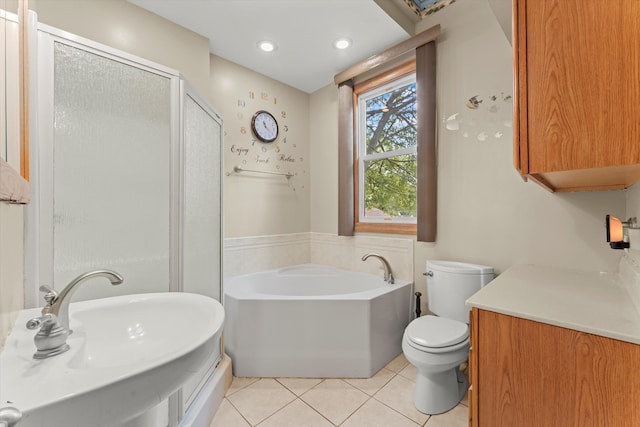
[[25, 20, 223, 426]]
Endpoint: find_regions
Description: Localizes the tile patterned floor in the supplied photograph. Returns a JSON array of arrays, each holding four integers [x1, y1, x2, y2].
[[210, 354, 468, 427]]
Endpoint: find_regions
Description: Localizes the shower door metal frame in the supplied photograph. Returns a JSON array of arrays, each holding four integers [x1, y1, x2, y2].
[[26, 23, 183, 307], [24, 21, 223, 427], [177, 79, 224, 418]]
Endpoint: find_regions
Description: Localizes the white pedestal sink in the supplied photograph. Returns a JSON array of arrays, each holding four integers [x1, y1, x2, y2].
[[0, 292, 224, 427]]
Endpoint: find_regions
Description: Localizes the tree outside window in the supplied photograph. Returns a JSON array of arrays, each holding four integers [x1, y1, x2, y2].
[[357, 73, 417, 225]]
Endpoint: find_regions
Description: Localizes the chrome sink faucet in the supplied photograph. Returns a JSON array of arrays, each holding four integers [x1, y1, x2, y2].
[[40, 270, 124, 334], [362, 253, 395, 284], [26, 313, 70, 359]]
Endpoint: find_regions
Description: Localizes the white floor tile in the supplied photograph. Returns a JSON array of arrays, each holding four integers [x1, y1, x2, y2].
[[374, 375, 429, 425], [344, 368, 396, 396], [257, 399, 333, 427], [300, 379, 369, 425], [276, 377, 323, 396], [385, 353, 410, 373], [219, 371, 470, 427], [341, 399, 421, 427], [459, 390, 468, 407], [398, 362, 417, 381], [209, 399, 251, 427], [227, 378, 297, 425], [424, 404, 468, 427], [226, 376, 260, 396]]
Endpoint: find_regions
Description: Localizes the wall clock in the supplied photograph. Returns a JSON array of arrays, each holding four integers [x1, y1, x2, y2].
[[251, 110, 279, 143]]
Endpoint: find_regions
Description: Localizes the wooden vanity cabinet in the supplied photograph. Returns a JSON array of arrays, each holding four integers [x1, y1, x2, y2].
[[468, 308, 640, 427], [513, 0, 640, 192]]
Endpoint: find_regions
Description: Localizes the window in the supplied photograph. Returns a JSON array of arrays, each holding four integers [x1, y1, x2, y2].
[[337, 34, 437, 241], [354, 62, 418, 234]]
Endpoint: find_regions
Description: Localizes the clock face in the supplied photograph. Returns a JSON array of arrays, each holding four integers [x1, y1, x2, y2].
[[251, 110, 279, 143]]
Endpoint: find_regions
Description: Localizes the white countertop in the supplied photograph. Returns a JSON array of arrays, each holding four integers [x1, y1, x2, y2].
[[466, 264, 640, 344]]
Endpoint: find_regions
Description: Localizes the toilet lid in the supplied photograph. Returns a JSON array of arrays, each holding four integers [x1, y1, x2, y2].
[[405, 315, 469, 348]]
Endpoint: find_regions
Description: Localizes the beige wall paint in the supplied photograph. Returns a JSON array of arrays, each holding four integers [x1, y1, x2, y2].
[[1, 6, 24, 348], [211, 55, 310, 237], [412, 0, 623, 276], [2, 0, 18, 13], [627, 183, 640, 227], [1, 0, 630, 343], [30, 0, 211, 102], [0, 0, 212, 345], [309, 83, 338, 234], [0, 203, 24, 349], [309, 0, 625, 292]]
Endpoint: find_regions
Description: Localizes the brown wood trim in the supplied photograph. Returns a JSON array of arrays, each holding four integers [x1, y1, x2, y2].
[[334, 24, 441, 85], [555, 184, 626, 192], [19, 0, 29, 181], [354, 222, 417, 235], [354, 60, 416, 95], [352, 63, 416, 231], [513, 0, 528, 176], [526, 174, 556, 193], [352, 60, 420, 237], [469, 308, 479, 427]]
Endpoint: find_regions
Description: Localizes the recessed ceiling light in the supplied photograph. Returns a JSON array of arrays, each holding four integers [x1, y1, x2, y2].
[[257, 41, 277, 52], [334, 38, 351, 50]]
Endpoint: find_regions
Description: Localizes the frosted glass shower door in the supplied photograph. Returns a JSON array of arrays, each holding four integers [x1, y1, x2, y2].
[[49, 41, 173, 300], [181, 86, 223, 409], [182, 90, 222, 299]]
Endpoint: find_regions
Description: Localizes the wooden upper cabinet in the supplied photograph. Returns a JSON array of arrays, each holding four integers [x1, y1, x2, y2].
[[514, 0, 640, 192]]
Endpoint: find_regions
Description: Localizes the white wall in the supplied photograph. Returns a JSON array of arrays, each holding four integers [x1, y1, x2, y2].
[[628, 183, 640, 221], [211, 55, 310, 238], [1, 7, 24, 348], [309, 0, 625, 299], [2, 0, 631, 334], [412, 0, 623, 275], [31, 0, 211, 103], [0, 204, 24, 349], [309, 84, 338, 234], [0, 0, 215, 345]]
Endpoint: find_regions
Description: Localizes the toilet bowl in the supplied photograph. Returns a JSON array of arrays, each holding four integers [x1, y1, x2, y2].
[[402, 315, 470, 414], [403, 261, 494, 415]]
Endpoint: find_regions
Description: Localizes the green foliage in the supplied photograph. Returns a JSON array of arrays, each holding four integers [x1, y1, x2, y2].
[[363, 82, 417, 218]]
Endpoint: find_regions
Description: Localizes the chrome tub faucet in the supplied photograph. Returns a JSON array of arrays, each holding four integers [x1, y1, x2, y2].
[[362, 253, 395, 284]]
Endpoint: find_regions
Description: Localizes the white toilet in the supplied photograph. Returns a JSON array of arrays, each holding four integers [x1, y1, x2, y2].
[[402, 260, 494, 415]]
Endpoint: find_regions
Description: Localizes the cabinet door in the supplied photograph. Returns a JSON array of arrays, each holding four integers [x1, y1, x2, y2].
[[469, 308, 479, 427], [477, 310, 640, 426], [517, 0, 640, 175]]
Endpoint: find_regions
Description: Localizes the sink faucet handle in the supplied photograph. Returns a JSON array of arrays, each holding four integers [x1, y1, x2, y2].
[[26, 313, 58, 330], [25, 313, 70, 359], [39, 285, 59, 304]]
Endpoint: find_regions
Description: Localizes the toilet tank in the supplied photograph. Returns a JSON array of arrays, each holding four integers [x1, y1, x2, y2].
[[426, 261, 494, 323]]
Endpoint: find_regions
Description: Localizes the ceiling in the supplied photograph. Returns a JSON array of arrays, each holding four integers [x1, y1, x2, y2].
[[128, 0, 412, 93]]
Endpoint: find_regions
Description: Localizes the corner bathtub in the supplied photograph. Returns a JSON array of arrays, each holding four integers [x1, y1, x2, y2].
[[224, 264, 412, 378]]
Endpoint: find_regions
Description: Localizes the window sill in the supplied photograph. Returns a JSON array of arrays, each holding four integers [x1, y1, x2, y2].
[[354, 222, 416, 235]]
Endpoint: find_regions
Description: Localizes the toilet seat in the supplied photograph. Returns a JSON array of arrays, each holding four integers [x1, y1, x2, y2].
[[404, 315, 469, 353]]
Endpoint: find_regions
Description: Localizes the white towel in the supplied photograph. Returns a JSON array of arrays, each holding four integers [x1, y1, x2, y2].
[[0, 157, 31, 204]]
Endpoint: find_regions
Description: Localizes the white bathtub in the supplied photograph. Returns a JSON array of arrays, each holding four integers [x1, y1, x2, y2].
[[224, 264, 413, 378]]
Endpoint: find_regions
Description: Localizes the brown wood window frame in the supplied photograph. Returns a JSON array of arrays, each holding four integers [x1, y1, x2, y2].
[[353, 61, 418, 235], [336, 26, 439, 241]]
